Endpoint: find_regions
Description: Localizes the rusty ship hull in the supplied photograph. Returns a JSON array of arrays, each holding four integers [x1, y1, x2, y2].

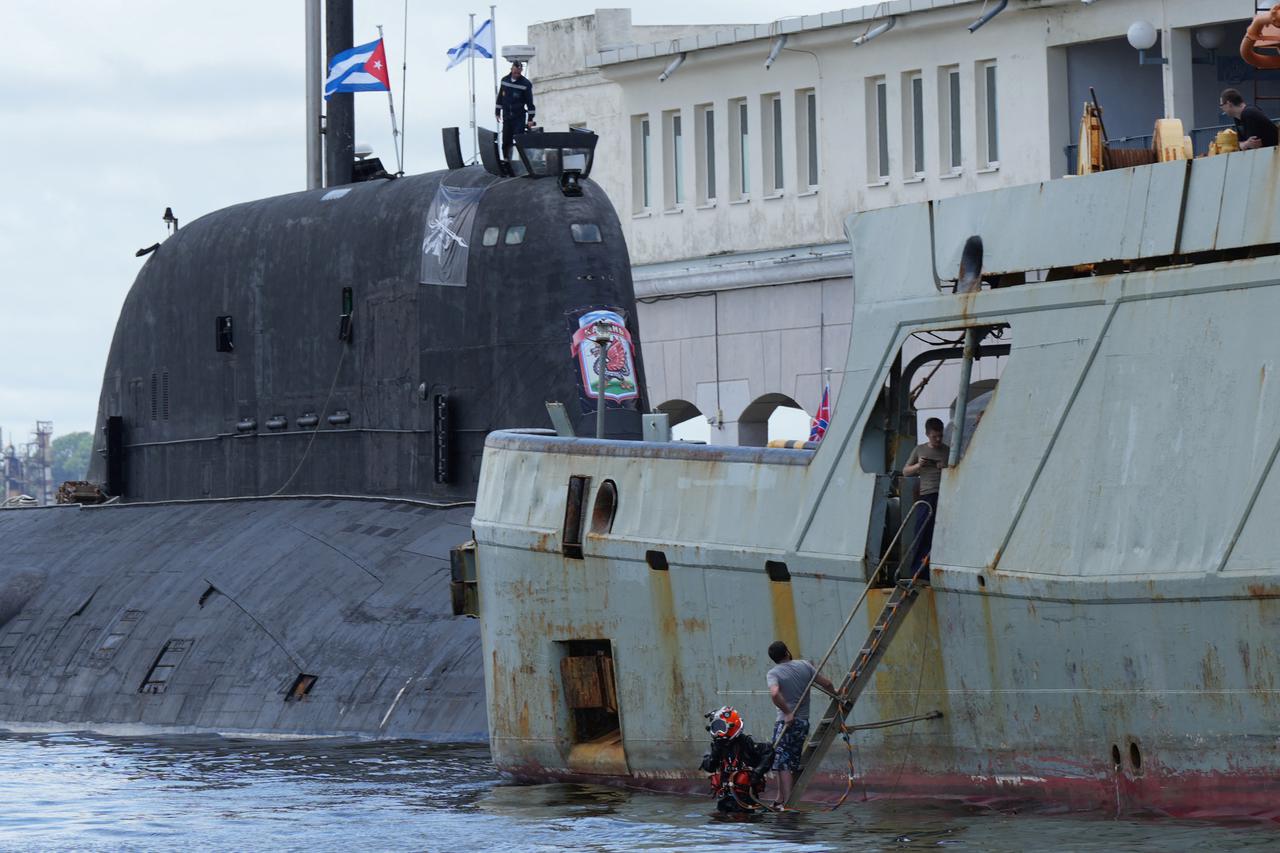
[[472, 151, 1280, 818]]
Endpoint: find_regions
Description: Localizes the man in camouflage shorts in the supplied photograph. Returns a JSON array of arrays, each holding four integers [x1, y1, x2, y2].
[[766, 640, 835, 806]]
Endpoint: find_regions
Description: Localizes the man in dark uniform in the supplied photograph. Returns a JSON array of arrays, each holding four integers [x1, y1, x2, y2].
[[496, 60, 536, 161], [1220, 88, 1278, 151]]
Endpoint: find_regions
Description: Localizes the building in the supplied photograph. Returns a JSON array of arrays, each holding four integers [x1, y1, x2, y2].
[[528, 1, 1279, 444]]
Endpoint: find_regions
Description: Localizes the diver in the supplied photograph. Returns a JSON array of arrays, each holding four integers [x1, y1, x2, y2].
[[699, 706, 774, 812]]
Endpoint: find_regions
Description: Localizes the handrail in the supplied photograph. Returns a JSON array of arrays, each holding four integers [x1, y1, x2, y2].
[[1062, 122, 1246, 176]]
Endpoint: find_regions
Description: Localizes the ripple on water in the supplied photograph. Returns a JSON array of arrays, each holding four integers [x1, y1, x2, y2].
[[0, 733, 1276, 852]]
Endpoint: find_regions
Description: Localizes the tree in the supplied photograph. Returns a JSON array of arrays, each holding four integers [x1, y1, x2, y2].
[[52, 431, 93, 484]]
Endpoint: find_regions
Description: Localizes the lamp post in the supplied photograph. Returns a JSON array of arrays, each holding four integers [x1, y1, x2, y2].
[[592, 320, 614, 439]]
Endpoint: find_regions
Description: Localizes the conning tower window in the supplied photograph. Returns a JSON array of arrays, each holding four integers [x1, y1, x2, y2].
[[482, 227, 500, 246], [504, 226, 526, 245], [571, 224, 602, 244]]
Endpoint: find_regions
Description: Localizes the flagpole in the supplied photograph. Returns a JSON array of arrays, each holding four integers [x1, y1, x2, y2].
[[490, 6, 498, 105], [399, 0, 409, 171], [376, 24, 404, 174], [469, 12, 478, 162]]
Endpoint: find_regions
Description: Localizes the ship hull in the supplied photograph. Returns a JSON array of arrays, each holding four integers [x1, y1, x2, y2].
[[0, 497, 486, 740], [475, 539, 1280, 820]]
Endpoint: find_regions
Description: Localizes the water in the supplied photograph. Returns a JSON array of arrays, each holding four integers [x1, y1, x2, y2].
[[0, 734, 1274, 852]]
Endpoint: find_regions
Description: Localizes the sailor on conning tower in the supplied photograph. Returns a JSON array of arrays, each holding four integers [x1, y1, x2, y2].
[[495, 60, 535, 161]]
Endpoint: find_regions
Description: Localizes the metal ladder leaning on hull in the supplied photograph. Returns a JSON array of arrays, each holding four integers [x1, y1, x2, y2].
[[784, 565, 929, 807]]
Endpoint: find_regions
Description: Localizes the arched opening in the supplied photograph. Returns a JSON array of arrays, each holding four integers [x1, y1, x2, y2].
[[657, 399, 709, 443], [738, 393, 807, 447]]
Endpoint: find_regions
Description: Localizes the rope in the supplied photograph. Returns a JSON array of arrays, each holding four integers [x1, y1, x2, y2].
[[885, 565, 936, 799], [269, 321, 351, 497], [770, 500, 933, 754]]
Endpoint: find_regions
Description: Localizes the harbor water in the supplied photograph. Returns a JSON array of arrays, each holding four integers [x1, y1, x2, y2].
[[0, 733, 1275, 851]]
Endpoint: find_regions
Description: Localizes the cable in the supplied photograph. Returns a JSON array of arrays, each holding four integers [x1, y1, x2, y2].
[[269, 318, 352, 497], [885, 562, 935, 799]]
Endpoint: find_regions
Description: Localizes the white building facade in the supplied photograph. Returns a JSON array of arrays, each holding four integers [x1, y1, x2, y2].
[[528, 2, 1276, 444]]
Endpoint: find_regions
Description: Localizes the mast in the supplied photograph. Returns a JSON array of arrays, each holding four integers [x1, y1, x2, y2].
[[324, 0, 355, 187], [305, 0, 323, 189], [468, 13, 478, 162]]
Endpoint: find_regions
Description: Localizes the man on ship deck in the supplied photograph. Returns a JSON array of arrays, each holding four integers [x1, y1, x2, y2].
[[903, 417, 949, 579], [1220, 88, 1278, 151], [766, 640, 835, 806]]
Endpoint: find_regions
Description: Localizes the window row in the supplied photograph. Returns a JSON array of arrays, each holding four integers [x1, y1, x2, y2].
[[631, 88, 819, 214], [477, 223, 603, 246], [866, 60, 999, 184]]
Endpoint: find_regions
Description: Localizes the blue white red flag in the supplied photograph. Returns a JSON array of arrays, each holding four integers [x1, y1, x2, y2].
[[325, 38, 391, 100], [809, 383, 831, 442], [445, 19, 495, 70]]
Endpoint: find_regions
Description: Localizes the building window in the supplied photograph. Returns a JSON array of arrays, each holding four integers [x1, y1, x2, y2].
[[662, 109, 684, 209], [938, 65, 962, 173], [695, 104, 716, 204], [761, 93, 783, 193], [902, 71, 924, 177], [977, 60, 999, 167], [866, 76, 889, 181], [631, 115, 651, 213], [796, 89, 818, 189], [729, 97, 749, 199]]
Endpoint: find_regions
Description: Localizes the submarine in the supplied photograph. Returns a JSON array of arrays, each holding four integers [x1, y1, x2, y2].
[[0, 128, 646, 740]]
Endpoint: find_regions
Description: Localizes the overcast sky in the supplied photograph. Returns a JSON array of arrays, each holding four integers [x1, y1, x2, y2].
[[0, 0, 843, 448]]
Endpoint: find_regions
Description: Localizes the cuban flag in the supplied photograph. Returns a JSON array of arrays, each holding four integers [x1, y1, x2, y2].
[[325, 38, 391, 100], [809, 383, 831, 442], [446, 19, 494, 70]]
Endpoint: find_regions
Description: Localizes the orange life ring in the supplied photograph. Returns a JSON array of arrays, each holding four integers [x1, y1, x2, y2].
[[1242, 4, 1280, 70]]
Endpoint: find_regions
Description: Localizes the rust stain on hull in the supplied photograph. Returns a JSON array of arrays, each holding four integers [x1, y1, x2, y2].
[[650, 567, 686, 721], [769, 579, 800, 654]]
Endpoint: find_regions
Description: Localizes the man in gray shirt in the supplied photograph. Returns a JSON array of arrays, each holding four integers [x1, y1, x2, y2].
[[902, 416, 949, 578], [766, 640, 835, 805]]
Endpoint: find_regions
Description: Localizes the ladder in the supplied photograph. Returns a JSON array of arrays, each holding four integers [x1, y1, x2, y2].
[[784, 567, 927, 806]]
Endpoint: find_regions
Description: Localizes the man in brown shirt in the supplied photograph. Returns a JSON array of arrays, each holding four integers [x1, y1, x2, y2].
[[902, 417, 949, 578]]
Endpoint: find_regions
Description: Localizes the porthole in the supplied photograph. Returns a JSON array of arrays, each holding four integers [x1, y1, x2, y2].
[[504, 225, 526, 245], [571, 223, 602, 243], [482, 226, 500, 246]]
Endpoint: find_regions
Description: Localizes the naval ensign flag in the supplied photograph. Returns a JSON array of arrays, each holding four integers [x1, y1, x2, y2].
[[325, 38, 391, 99], [445, 19, 494, 70]]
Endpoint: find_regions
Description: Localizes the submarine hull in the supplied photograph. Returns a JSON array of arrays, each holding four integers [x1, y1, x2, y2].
[[0, 497, 485, 740]]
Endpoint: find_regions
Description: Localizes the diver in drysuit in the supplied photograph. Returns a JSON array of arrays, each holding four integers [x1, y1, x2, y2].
[[699, 706, 774, 812]]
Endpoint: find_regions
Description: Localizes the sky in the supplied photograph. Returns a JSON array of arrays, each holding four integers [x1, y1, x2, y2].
[[0, 0, 840, 449]]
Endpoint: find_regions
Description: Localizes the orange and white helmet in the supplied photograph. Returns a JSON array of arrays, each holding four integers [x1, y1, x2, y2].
[[707, 706, 743, 740]]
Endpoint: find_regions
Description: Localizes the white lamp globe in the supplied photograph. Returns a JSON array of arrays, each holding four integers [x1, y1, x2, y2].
[[1127, 20, 1158, 51], [1196, 27, 1224, 51]]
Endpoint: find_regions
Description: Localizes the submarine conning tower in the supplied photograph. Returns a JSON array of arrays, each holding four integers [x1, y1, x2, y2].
[[89, 130, 646, 502]]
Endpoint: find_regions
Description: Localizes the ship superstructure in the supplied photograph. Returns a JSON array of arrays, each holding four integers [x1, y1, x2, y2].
[[474, 148, 1280, 816]]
